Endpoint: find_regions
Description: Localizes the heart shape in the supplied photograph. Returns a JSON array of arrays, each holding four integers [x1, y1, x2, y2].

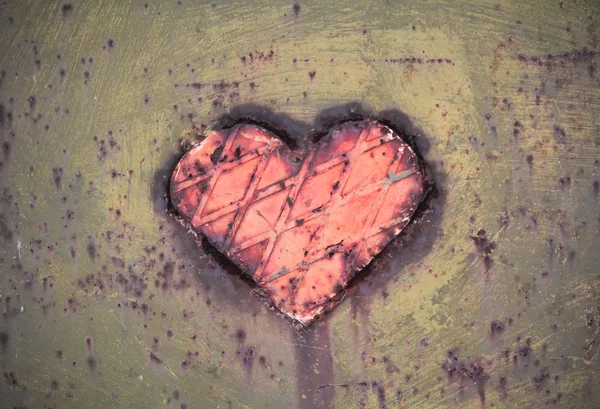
[[170, 120, 425, 324]]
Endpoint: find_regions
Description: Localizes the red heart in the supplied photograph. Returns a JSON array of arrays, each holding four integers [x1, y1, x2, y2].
[[170, 120, 425, 324]]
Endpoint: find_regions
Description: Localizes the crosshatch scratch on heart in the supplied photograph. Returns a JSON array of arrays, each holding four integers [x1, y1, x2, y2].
[[170, 119, 428, 324]]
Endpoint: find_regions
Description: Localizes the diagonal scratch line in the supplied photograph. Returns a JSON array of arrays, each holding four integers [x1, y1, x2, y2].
[[188, 126, 241, 228], [171, 147, 269, 194], [221, 145, 274, 251], [252, 148, 318, 281], [286, 125, 374, 304], [133, 335, 179, 380]]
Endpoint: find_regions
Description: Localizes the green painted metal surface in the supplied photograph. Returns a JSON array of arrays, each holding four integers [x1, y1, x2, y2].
[[0, 0, 598, 408]]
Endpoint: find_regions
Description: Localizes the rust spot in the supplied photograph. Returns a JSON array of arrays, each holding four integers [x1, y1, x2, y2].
[[87, 356, 97, 371]]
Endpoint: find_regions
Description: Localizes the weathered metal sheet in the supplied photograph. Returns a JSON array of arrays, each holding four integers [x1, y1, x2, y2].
[[0, 1, 598, 408]]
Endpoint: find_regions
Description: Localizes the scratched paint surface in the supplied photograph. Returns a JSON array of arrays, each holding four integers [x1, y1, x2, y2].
[[0, 1, 598, 408], [170, 121, 426, 325]]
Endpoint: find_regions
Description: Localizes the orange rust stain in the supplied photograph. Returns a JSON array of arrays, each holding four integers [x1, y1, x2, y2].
[[170, 120, 425, 324]]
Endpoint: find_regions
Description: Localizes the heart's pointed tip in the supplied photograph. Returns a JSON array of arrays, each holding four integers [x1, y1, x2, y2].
[[293, 312, 320, 327], [295, 317, 311, 326]]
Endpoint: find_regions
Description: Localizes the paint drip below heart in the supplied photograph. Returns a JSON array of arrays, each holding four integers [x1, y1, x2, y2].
[[170, 120, 426, 324]]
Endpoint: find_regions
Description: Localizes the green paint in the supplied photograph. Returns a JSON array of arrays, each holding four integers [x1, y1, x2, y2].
[[268, 268, 291, 282], [385, 169, 415, 184]]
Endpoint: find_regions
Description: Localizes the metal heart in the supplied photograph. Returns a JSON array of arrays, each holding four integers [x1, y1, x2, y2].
[[170, 120, 425, 324]]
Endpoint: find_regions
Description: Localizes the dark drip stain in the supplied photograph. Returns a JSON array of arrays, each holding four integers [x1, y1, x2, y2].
[[87, 239, 97, 260], [28, 95, 36, 111], [0, 332, 8, 353], [243, 346, 254, 375], [235, 329, 246, 342], [61, 4, 73, 17], [374, 382, 387, 409], [471, 229, 496, 274], [526, 154, 534, 168], [0, 104, 5, 129], [498, 376, 508, 402], [52, 167, 63, 188], [295, 322, 334, 409], [87, 356, 97, 371]]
